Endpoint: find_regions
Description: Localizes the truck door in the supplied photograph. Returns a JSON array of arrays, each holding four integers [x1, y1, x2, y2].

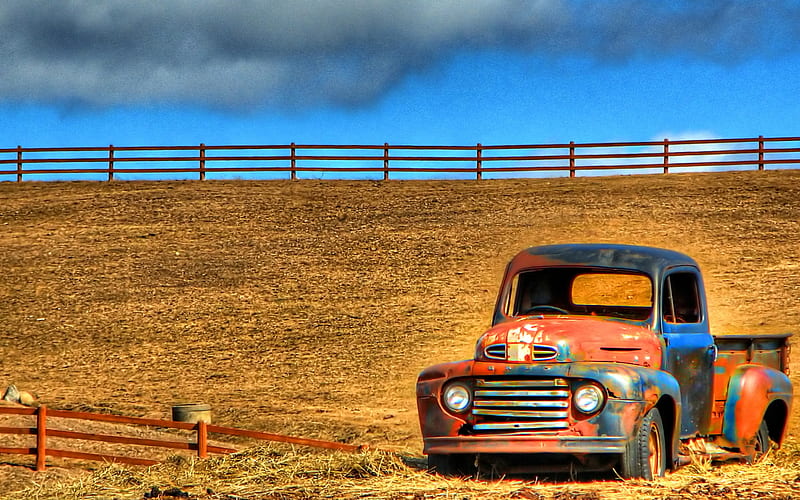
[[661, 268, 715, 437]]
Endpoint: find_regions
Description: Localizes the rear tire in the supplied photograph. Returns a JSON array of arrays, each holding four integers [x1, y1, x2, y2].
[[620, 408, 666, 480], [749, 420, 771, 463], [427, 454, 474, 477]]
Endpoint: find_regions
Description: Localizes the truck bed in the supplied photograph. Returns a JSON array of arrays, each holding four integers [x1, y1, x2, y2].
[[710, 333, 791, 435]]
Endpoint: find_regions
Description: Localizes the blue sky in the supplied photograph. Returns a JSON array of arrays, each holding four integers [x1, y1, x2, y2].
[[1, 1, 799, 152]]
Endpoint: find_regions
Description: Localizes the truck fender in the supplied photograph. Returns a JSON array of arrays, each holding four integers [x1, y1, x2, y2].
[[722, 364, 793, 454], [567, 363, 682, 468], [625, 367, 682, 471], [416, 360, 474, 438], [620, 366, 682, 471]]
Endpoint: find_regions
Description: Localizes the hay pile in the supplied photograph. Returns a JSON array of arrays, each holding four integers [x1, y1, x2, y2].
[[17, 439, 800, 499]]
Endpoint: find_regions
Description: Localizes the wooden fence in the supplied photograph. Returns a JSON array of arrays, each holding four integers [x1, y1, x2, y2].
[[1, 136, 799, 181], [0, 406, 368, 471]]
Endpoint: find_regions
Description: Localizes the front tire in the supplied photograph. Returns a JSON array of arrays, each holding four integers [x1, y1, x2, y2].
[[621, 408, 666, 480]]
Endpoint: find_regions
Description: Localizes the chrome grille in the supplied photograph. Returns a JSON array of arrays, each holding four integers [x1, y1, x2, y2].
[[531, 344, 558, 360], [484, 343, 558, 361], [484, 343, 507, 360], [471, 378, 570, 433]]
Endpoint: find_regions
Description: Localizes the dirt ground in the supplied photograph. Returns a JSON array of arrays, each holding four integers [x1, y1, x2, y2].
[[1, 170, 799, 496]]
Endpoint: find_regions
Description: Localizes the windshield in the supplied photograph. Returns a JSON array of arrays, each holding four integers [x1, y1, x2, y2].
[[505, 268, 653, 321]]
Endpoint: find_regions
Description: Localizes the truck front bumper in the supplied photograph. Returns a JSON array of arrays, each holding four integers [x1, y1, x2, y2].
[[424, 434, 628, 455]]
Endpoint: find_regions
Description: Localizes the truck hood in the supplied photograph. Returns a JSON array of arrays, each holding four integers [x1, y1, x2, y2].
[[475, 315, 662, 369]]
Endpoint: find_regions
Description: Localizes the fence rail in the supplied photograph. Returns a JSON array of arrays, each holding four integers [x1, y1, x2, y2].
[[0, 406, 368, 471], [1, 136, 799, 181]]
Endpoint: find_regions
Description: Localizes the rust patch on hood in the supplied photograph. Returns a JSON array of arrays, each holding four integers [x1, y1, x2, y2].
[[476, 316, 661, 368]]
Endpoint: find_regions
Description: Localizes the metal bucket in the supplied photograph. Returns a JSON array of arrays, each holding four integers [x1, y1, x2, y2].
[[171, 403, 212, 424]]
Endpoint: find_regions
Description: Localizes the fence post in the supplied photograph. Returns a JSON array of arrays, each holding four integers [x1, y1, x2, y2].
[[290, 143, 297, 181], [476, 143, 482, 180], [199, 143, 206, 181], [758, 136, 765, 171], [569, 141, 576, 178], [16, 145, 22, 183], [197, 421, 208, 459], [108, 145, 115, 182], [36, 405, 47, 471], [383, 143, 390, 181], [663, 139, 669, 174]]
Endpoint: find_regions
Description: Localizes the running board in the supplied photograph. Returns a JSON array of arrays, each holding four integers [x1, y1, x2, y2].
[[677, 439, 748, 466], [677, 450, 747, 466]]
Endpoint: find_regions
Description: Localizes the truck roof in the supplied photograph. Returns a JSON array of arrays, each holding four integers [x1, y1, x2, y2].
[[509, 244, 698, 276]]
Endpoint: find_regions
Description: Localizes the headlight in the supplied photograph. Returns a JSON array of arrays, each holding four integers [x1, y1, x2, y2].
[[442, 382, 471, 413], [573, 384, 605, 414]]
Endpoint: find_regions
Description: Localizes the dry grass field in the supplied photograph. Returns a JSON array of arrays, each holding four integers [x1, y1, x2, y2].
[[1, 170, 799, 498]]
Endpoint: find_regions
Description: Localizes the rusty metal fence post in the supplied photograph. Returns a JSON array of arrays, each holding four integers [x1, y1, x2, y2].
[[383, 143, 389, 180], [108, 145, 115, 181], [476, 143, 483, 180], [290, 143, 297, 180], [36, 406, 47, 471], [199, 143, 206, 181], [663, 139, 670, 174], [569, 141, 576, 178], [16, 145, 22, 182]]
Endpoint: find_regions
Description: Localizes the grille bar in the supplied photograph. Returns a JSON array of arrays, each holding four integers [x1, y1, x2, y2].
[[473, 421, 570, 431], [476, 379, 567, 388], [473, 409, 568, 418], [474, 400, 569, 409], [475, 389, 568, 398]]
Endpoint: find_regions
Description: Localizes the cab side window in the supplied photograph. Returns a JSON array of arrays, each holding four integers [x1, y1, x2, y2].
[[663, 272, 701, 324]]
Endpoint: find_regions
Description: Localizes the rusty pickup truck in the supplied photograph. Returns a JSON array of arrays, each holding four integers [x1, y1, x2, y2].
[[416, 244, 792, 478]]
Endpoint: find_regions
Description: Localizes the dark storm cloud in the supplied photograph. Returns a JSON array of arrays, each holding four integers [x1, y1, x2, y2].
[[0, 0, 797, 110]]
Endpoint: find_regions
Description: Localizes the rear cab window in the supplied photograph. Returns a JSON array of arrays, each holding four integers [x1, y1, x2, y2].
[[662, 271, 702, 324]]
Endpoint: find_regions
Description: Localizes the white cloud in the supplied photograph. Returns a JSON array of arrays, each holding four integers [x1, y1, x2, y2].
[[648, 131, 757, 171]]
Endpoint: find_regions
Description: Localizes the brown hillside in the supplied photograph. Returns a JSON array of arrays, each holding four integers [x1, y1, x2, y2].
[[0, 170, 799, 494]]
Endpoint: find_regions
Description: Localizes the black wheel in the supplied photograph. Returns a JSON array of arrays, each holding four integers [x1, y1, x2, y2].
[[427, 454, 474, 477], [749, 420, 771, 463], [620, 408, 666, 480]]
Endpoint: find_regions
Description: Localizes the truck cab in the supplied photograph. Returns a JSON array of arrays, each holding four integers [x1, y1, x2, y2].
[[416, 244, 792, 478]]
